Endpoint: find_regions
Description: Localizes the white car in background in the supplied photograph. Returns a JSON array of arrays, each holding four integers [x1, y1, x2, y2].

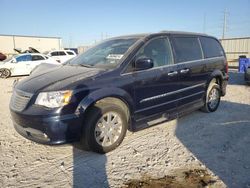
[[45, 50, 76, 63], [0, 53, 59, 78]]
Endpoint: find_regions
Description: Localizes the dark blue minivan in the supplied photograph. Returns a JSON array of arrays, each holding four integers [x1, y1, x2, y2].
[[10, 31, 229, 153]]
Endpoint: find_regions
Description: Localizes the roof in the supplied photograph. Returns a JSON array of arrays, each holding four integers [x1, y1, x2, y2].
[[109, 31, 211, 40], [159, 30, 208, 36], [0, 34, 61, 39]]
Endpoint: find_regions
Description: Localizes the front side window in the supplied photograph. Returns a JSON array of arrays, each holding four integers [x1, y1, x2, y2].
[[58, 51, 66, 56], [135, 37, 173, 68], [172, 37, 202, 63], [200, 37, 224, 58], [16, 55, 32, 62], [50, 52, 58, 56], [68, 38, 139, 69]]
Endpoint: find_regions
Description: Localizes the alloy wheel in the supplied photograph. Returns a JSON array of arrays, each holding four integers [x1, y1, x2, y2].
[[94, 112, 123, 147], [208, 88, 219, 110]]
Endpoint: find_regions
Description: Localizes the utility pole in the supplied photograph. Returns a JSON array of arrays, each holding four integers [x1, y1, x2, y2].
[[222, 10, 229, 39]]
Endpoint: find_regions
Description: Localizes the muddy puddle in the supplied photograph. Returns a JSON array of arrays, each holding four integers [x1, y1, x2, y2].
[[123, 169, 218, 188]]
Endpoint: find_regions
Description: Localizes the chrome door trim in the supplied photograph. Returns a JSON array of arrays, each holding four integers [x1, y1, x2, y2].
[[140, 83, 205, 103], [135, 91, 204, 114]]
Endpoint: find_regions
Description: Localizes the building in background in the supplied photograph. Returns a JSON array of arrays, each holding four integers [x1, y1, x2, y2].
[[220, 37, 250, 67], [77, 46, 91, 54], [0, 34, 62, 57]]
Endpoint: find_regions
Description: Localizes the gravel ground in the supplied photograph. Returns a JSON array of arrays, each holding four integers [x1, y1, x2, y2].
[[0, 70, 250, 188]]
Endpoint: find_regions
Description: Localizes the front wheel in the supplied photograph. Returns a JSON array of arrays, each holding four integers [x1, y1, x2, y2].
[[201, 83, 221, 113], [0, 68, 11, 78], [81, 101, 128, 153]]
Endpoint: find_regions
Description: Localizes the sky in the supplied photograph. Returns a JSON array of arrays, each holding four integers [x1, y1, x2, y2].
[[0, 0, 250, 47]]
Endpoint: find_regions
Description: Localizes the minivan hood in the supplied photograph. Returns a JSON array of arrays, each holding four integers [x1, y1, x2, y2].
[[15, 64, 104, 93]]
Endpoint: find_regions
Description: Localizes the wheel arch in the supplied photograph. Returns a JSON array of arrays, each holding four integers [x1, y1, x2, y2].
[[206, 69, 223, 91], [76, 87, 134, 129]]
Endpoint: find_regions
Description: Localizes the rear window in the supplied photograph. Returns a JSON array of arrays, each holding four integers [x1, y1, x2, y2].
[[200, 37, 224, 58], [172, 37, 203, 63]]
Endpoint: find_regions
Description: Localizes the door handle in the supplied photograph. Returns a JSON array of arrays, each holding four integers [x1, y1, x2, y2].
[[180, 68, 190, 74], [167, 71, 178, 76]]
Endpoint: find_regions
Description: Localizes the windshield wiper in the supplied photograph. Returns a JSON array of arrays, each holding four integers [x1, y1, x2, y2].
[[78, 64, 93, 68]]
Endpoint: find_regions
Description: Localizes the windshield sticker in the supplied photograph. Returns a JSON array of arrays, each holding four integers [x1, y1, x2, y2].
[[106, 54, 123, 60]]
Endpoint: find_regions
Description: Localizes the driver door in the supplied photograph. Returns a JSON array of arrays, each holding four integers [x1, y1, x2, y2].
[[12, 55, 32, 75], [132, 36, 180, 121]]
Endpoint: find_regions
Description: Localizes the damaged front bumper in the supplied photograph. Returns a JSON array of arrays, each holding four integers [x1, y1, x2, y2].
[[10, 110, 84, 145]]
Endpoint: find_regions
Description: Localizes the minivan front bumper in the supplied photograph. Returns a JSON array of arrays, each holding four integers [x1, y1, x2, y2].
[[10, 110, 83, 144]]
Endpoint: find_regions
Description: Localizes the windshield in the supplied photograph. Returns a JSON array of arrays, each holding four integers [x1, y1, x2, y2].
[[68, 38, 139, 68]]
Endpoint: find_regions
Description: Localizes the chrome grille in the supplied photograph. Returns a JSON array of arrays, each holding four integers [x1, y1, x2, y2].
[[10, 90, 32, 111]]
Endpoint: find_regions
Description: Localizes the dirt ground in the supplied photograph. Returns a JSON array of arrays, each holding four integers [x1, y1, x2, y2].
[[0, 70, 250, 188]]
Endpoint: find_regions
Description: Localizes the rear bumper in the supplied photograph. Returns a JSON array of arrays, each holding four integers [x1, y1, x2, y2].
[[10, 110, 84, 144]]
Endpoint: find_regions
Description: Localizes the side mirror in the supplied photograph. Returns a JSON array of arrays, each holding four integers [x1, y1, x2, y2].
[[134, 58, 154, 71], [11, 59, 17, 63]]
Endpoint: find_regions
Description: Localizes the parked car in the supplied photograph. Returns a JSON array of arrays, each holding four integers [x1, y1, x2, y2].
[[0, 53, 58, 78], [10, 31, 228, 153], [0, 52, 7, 61], [45, 50, 76, 63]]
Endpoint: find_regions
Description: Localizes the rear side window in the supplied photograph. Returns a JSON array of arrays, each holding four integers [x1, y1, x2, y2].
[[32, 55, 45, 61], [200, 37, 224, 58], [66, 51, 74, 55], [172, 37, 202, 63]]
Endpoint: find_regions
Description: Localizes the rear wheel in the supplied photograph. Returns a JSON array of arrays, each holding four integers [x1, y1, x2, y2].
[[0, 68, 11, 78], [81, 101, 128, 153], [201, 82, 221, 113]]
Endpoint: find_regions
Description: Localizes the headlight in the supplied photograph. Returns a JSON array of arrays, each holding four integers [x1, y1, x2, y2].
[[35, 90, 73, 108]]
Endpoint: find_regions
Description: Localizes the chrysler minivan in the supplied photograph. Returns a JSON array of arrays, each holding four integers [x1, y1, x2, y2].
[[10, 31, 228, 153]]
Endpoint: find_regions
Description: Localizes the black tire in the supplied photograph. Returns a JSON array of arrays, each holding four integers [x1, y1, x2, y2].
[[81, 101, 128, 153], [201, 83, 221, 113], [0, 68, 11, 78]]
